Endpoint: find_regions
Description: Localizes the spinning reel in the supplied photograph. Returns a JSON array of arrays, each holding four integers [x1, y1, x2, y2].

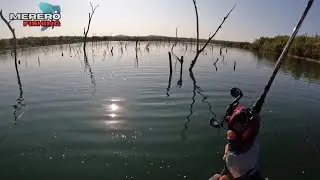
[[210, 87, 260, 153]]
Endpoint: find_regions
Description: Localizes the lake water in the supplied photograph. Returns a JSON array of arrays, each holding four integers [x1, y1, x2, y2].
[[0, 42, 319, 180]]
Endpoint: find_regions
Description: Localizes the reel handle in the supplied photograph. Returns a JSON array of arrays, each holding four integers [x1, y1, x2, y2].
[[210, 93, 243, 128]]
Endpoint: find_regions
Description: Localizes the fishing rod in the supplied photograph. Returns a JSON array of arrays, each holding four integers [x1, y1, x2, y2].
[[211, 0, 314, 128], [209, 0, 314, 178], [252, 0, 314, 114]]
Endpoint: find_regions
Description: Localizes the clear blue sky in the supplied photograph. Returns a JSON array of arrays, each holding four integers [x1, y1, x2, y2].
[[0, 0, 319, 42]]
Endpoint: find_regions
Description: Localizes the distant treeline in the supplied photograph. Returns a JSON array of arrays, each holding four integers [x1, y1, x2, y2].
[[0, 35, 319, 61], [0, 35, 247, 50], [246, 35, 320, 61]]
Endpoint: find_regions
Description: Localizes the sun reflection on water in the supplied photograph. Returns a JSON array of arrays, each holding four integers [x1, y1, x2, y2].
[[102, 98, 125, 129], [110, 104, 119, 111], [109, 113, 117, 118]]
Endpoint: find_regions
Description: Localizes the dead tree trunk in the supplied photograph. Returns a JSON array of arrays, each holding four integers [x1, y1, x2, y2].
[[189, 0, 236, 70], [168, 52, 173, 74], [166, 52, 173, 96], [1, 10, 26, 124], [83, 2, 99, 51], [192, 0, 200, 56], [177, 56, 183, 87]]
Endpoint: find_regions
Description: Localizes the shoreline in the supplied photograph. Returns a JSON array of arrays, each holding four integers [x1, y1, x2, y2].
[[289, 55, 320, 64], [250, 49, 320, 64], [267, 53, 320, 64], [0, 38, 319, 63]]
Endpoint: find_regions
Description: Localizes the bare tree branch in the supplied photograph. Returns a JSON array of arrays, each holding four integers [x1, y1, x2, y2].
[[90, 2, 94, 12], [0, 9, 17, 62], [0, 10, 25, 126], [0, 10, 15, 35], [83, 2, 99, 50], [189, 3, 236, 70], [172, 51, 183, 64], [91, 2, 99, 13], [199, 5, 236, 53], [192, 0, 199, 52]]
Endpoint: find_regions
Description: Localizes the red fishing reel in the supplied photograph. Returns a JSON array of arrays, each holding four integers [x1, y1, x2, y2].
[[210, 88, 260, 154]]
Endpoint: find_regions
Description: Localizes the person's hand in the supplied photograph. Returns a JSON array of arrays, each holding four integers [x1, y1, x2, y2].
[[209, 174, 229, 180], [209, 115, 261, 180], [209, 130, 237, 180]]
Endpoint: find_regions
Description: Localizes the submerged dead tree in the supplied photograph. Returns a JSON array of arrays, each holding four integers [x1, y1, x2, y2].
[[84, 48, 96, 94], [82, 3, 98, 95], [166, 52, 173, 96], [189, 0, 236, 70], [83, 2, 99, 50], [177, 56, 183, 88], [1, 9, 18, 82], [13, 57, 26, 124], [0, 10, 26, 124]]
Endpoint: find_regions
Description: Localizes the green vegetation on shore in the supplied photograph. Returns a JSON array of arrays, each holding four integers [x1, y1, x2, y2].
[[248, 35, 320, 61], [0, 35, 319, 61], [213, 35, 320, 61]]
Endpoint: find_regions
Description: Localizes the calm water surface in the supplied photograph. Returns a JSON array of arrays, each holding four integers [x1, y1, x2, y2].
[[0, 42, 320, 180]]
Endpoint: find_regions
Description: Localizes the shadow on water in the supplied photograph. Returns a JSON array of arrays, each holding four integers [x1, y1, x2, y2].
[[37, 55, 41, 67], [0, 49, 27, 144], [83, 48, 96, 94], [180, 70, 196, 141], [13, 49, 26, 125], [213, 58, 219, 71], [135, 48, 139, 68], [180, 70, 216, 141], [166, 52, 173, 96], [253, 51, 320, 83], [145, 42, 150, 54], [166, 71, 172, 97]]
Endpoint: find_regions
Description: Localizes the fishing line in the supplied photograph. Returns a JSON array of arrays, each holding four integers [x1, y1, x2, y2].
[[303, 127, 319, 154]]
